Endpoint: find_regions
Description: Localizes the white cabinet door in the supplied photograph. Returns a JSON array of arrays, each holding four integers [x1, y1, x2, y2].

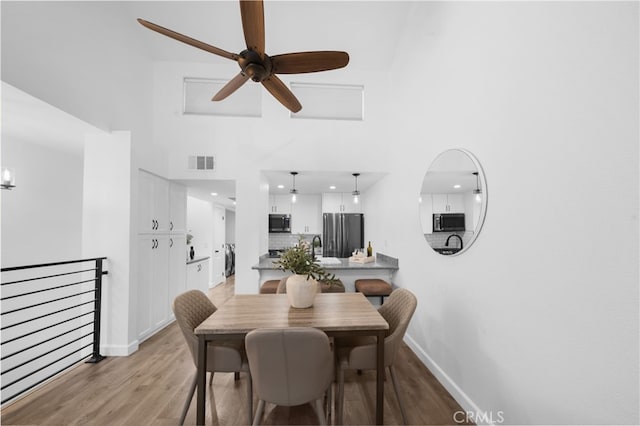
[[168, 234, 187, 316], [322, 192, 363, 213], [139, 170, 170, 233], [447, 194, 465, 213], [136, 235, 153, 339], [322, 193, 343, 213], [431, 194, 448, 213], [169, 183, 187, 233], [291, 194, 321, 234], [137, 234, 170, 341], [432, 193, 464, 213], [151, 235, 170, 328], [153, 178, 170, 233], [187, 260, 210, 293], [269, 194, 292, 214], [138, 171, 155, 233]]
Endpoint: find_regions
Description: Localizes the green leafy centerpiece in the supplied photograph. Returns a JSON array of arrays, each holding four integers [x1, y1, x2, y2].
[[273, 239, 338, 308]]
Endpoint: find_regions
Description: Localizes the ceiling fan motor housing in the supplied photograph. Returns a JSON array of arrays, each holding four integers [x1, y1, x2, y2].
[[239, 49, 272, 82]]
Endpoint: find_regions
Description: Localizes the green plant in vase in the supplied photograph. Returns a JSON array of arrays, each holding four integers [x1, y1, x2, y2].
[[273, 238, 342, 307]]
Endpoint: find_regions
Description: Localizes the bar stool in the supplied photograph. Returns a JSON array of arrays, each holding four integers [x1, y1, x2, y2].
[[355, 279, 392, 305], [319, 279, 345, 293], [259, 279, 280, 294]]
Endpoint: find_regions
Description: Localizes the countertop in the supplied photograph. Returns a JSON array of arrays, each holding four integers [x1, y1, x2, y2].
[[252, 253, 398, 271], [187, 256, 210, 265]]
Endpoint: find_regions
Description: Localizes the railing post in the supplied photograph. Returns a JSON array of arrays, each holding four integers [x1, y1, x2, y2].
[[86, 258, 106, 364]]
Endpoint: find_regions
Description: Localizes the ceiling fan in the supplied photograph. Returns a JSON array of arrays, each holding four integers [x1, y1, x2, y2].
[[138, 0, 350, 113]]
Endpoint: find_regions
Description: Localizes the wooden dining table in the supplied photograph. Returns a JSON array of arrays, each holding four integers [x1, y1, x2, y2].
[[194, 292, 389, 425]]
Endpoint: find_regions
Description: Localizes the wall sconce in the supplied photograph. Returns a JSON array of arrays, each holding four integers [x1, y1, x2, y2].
[[1, 168, 16, 190]]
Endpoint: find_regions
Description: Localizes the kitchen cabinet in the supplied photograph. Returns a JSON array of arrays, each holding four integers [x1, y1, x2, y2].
[[137, 235, 170, 341], [291, 194, 321, 234], [431, 193, 464, 213], [187, 258, 210, 293], [269, 194, 291, 214], [137, 170, 187, 341], [168, 235, 187, 319], [322, 192, 363, 213], [139, 170, 186, 234], [169, 183, 187, 233]]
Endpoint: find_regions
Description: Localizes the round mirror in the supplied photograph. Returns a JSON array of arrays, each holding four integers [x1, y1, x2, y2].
[[419, 149, 487, 255]]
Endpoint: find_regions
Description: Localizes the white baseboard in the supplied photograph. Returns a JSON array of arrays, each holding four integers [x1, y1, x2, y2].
[[404, 333, 491, 425], [102, 340, 139, 356]]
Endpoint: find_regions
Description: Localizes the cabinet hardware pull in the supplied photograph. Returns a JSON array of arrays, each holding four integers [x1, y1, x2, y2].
[[169, 238, 173, 247], [170, 221, 173, 230]]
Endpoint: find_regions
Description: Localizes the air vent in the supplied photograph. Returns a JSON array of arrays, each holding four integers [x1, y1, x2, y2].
[[188, 156, 215, 171]]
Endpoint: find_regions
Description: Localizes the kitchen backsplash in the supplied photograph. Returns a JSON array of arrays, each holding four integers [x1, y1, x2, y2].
[[424, 231, 474, 249], [269, 233, 316, 249]]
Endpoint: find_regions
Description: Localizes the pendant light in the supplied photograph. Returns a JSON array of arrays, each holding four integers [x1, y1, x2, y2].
[[289, 171, 298, 203], [473, 171, 482, 202], [352, 173, 360, 204]]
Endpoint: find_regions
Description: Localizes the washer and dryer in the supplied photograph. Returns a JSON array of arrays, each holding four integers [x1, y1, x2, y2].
[[224, 243, 235, 277]]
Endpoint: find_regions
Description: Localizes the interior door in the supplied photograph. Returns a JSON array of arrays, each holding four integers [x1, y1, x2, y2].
[[211, 206, 226, 286]]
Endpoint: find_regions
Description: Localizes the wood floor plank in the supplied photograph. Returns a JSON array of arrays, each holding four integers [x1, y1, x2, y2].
[[1, 276, 471, 425]]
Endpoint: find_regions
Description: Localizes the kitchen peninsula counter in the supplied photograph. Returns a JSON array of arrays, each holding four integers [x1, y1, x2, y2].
[[252, 253, 398, 299]]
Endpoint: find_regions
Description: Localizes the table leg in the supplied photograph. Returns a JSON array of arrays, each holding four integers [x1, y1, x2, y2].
[[197, 335, 207, 425], [376, 330, 385, 424]]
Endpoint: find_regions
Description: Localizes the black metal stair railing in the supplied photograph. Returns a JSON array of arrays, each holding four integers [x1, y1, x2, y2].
[[1, 257, 108, 404]]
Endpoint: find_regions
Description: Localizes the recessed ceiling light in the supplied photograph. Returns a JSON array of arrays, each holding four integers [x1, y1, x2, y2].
[[329, 185, 336, 190], [211, 192, 218, 196], [277, 184, 284, 189], [453, 184, 461, 189]]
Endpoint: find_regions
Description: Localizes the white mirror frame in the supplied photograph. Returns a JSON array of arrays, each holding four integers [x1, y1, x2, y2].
[[419, 148, 488, 256]]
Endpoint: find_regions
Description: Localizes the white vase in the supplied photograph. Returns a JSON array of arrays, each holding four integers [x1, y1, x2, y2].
[[286, 274, 318, 308]]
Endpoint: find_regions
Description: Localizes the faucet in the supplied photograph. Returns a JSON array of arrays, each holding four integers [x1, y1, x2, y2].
[[311, 235, 322, 259], [445, 234, 463, 250]]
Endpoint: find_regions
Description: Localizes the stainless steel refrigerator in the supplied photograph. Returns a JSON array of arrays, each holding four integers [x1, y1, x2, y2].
[[322, 213, 364, 258]]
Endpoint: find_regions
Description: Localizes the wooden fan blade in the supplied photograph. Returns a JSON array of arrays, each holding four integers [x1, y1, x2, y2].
[[239, 0, 265, 57], [137, 18, 238, 61], [212, 73, 250, 101], [262, 76, 302, 113], [271, 51, 350, 74]]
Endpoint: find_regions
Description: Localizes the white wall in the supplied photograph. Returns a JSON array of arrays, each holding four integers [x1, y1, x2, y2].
[[1, 140, 84, 267], [82, 131, 134, 356], [365, 2, 638, 425], [2, 2, 156, 357]]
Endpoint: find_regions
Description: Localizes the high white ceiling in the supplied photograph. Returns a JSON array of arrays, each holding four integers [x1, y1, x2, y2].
[[124, 1, 412, 72], [2, 1, 414, 205]]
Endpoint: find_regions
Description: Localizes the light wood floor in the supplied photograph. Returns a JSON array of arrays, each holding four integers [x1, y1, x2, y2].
[[1, 277, 469, 425]]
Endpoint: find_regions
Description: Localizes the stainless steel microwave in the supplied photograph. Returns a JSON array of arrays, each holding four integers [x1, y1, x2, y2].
[[269, 214, 291, 233], [433, 213, 465, 232]]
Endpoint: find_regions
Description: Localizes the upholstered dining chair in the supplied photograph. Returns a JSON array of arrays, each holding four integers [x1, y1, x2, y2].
[[245, 327, 334, 425], [335, 288, 417, 425], [275, 276, 289, 294], [172, 290, 252, 425]]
